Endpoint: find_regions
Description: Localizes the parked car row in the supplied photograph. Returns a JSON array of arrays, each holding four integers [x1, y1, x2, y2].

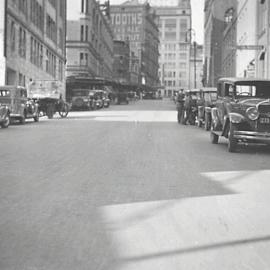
[[71, 89, 110, 111], [0, 85, 69, 129], [176, 78, 270, 153]]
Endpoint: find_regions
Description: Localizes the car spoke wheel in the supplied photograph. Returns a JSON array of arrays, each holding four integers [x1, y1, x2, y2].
[[1, 114, 10, 128], [34, 110, 39, 122], [228, 123, 238, 153], [59, 103, 69, 118], [20, 111, 26, 124]]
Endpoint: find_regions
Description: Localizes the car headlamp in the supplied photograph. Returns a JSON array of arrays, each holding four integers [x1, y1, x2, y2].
[[246, 107, 259, 121]]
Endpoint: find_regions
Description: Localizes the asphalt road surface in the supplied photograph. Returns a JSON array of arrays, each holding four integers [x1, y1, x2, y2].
[[1, 98, 270, 270]]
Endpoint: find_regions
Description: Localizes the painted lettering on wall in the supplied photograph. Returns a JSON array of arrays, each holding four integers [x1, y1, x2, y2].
[[111, 13, 143, 25]]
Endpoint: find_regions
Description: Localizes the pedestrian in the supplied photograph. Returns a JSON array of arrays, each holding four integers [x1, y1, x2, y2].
[[176, 89, 185, 123], [183, 91, 193, 124]]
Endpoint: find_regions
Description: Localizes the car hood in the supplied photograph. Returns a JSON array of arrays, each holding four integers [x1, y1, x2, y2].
[[238, 98, 270, 107]]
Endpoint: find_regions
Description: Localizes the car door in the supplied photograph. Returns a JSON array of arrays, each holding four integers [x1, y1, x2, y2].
[[20, 88, 28, 116]]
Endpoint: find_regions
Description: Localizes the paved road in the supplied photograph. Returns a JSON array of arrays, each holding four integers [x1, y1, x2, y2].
[[1, 99, 270, 270]]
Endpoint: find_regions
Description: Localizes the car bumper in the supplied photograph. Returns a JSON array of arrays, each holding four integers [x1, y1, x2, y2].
[[10, 113, 22, 118], [234, 131, 270, 143]]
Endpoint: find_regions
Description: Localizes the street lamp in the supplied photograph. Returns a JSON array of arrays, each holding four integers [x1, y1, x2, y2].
[[186, 28, 197, 89]]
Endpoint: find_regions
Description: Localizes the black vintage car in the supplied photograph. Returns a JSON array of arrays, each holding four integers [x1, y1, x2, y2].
[[0, 86, 39, 124], [115, 91, 129, 105], [196, 87, 217, 130], [210, 78, 270, 152]]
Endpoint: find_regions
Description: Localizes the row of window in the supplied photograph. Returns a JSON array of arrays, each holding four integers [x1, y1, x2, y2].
[[30, 0, 44, 32], [9, 23, 64, 81], [162, 62, 187, 69], [163, 80, 187, 87], [163, 53, 187, 60], [161, 44, 189, 51], [46, 15, 57, 43], [30, 37, 43, 68], [163, 71, 187, 78]]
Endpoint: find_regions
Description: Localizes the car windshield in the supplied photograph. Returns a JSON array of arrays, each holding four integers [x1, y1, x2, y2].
[[0, 90, 11, 97], [235, 82, 270, 98]]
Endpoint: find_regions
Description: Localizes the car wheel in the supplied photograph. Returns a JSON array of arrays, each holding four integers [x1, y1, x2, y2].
[[210, 131, 219, 144], [1, 114, 10, 128], [205, 113, 211, 131], [228, 123, 238, 153], [47, 104, 54, 119], [34, 111, 39, 122], [20, 112, 26, 124]]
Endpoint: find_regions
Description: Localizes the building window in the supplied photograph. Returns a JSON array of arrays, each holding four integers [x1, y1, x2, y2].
[[30, 0, 44, 32], [59, 60, 63, 81], [19, 0, 27, 16], [30, 36, 43, 69], [59, 28, 64, 49], [224, 8, 234, 24], [10, 21, 16, 51], [80, 53, 88, 66], [59, 1, 65, 18], [19, 27, 26, 58], [81, 25, 84, 41], [19, 73, 26, 86], [48, 0, 56, 8], [85, 25, 88, 41], [46, 14, 57, 43]]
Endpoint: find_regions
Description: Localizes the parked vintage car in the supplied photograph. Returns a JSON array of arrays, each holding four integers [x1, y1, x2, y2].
[[71, 89, 92, 110], [180, 89, 201, 125], [196, 87, 217, 130], [94, 90, 110, 108], [115, 91, 129, 105], [0, 86, 39, 124], [210, 78, 270, 152], [0, 100, 10, 128]]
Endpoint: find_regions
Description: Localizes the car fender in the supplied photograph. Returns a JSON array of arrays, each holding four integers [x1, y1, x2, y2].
[[229, 112, 245, 124]]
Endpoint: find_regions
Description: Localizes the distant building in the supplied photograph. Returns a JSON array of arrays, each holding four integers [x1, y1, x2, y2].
[[66, 0, 114, 80], [113, 40, 130, 84], [154, 0, 191, 96], [110, 0, 159, 89], [0, 0, 66, 87]]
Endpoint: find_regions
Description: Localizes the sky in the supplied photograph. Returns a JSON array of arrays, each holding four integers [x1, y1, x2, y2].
[[109, 0, 204, 44]]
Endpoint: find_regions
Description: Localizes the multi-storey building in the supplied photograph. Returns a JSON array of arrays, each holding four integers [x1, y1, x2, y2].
[[153, 0, 191, 96], [222, 0, 257, 78], [113, 40, 130, 84], [204, 0, 235, 86], [0, 0, 66, 89], [66, 0, 114, 80], [110, 0, 159, 89]]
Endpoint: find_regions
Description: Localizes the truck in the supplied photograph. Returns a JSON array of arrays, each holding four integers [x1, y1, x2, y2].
[[27, 80, 69, 119]]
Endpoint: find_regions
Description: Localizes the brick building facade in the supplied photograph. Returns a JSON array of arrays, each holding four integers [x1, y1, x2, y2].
[[110, 0, 159, 88]]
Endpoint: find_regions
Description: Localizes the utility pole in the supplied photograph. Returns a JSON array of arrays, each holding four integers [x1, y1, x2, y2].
[[186, 28, 196, 89], [194, 41, 197, 88]]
